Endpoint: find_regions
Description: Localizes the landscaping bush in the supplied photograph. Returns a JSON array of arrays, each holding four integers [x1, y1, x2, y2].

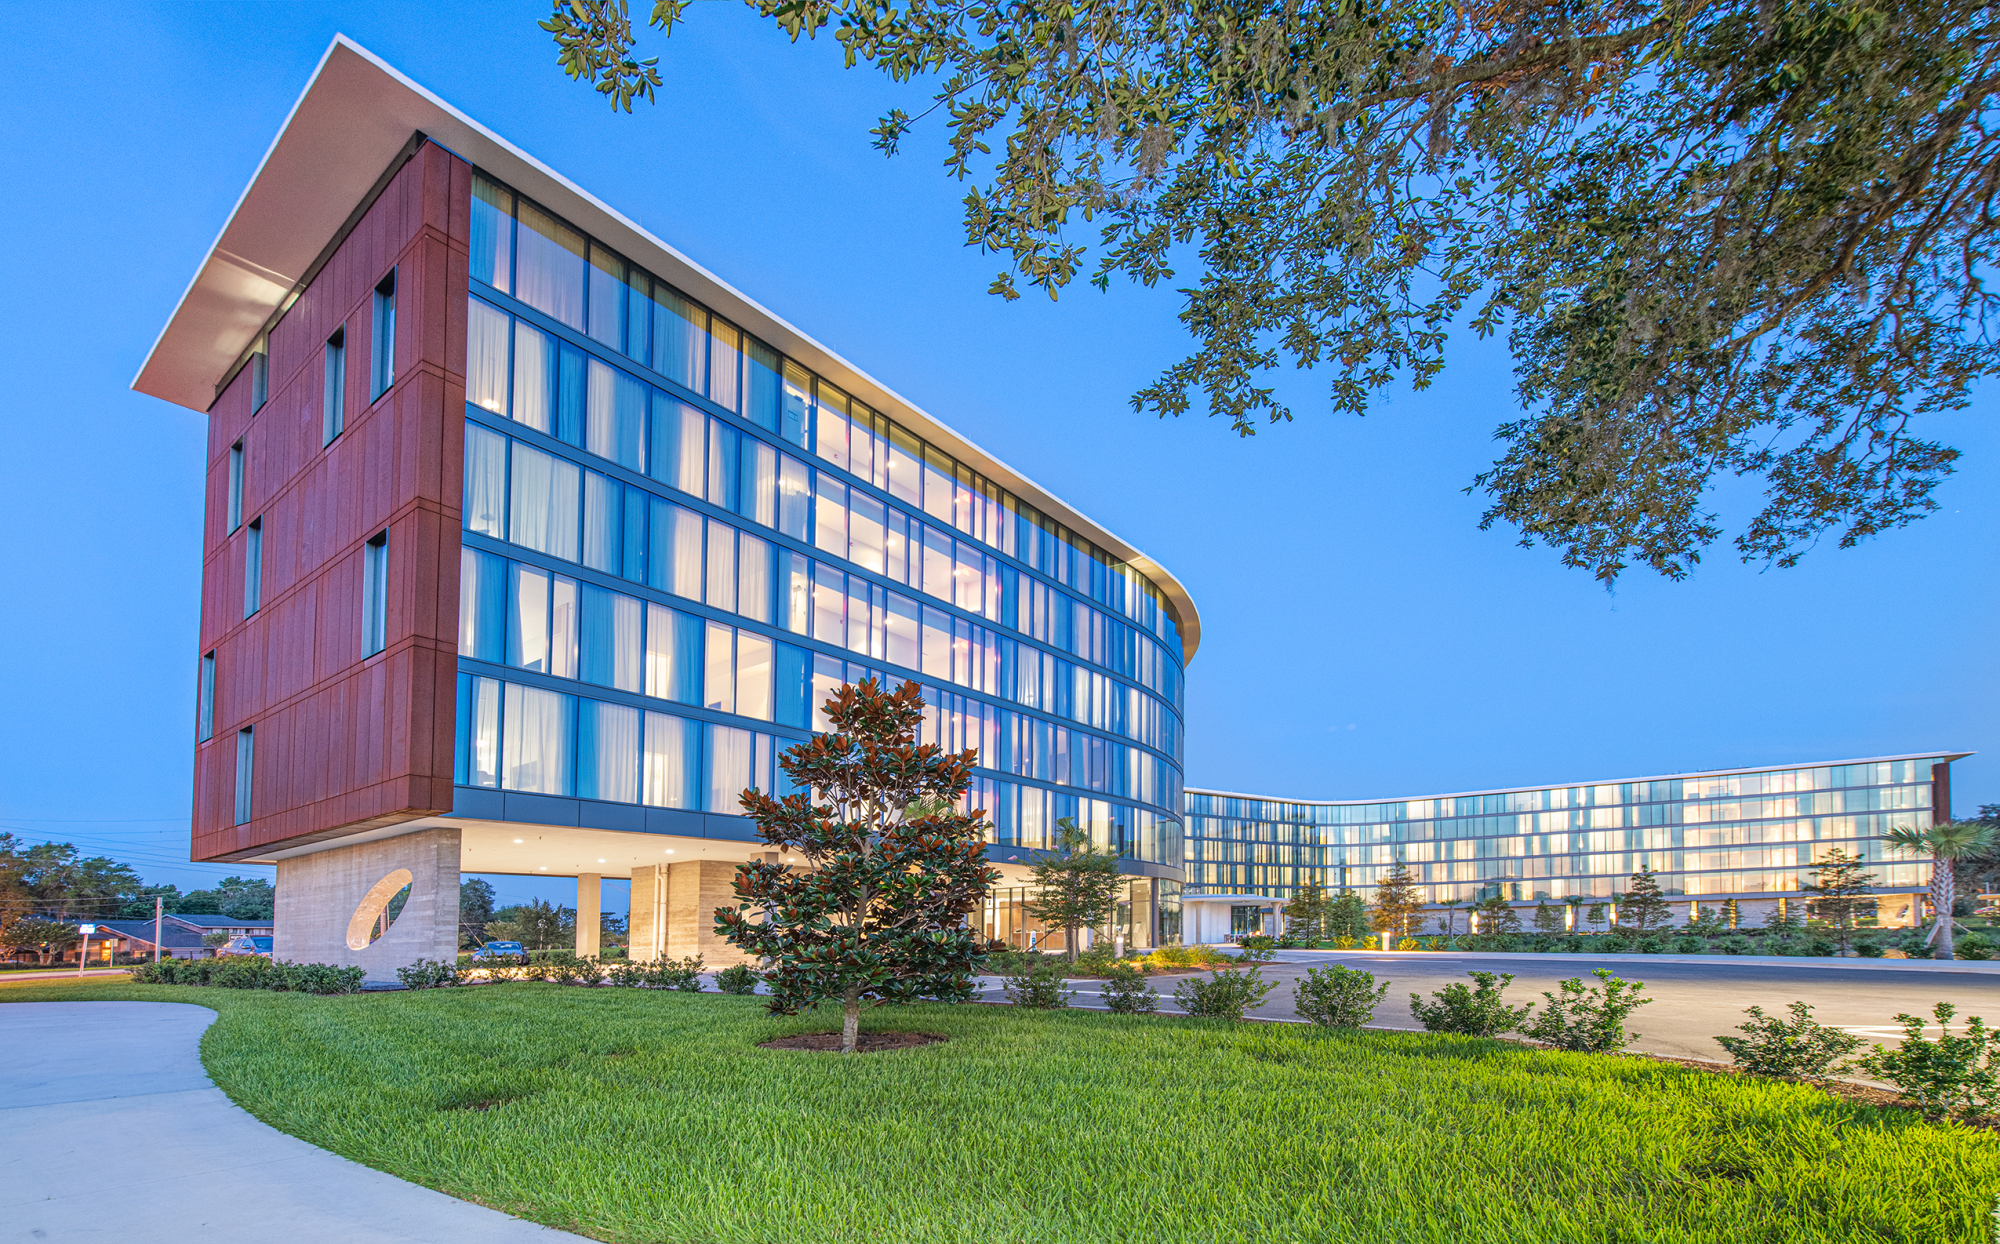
[[129, 957, 364, 994], [1521, 969, 1650, 1052], [1671, 936, 1704, 954], [1003, 961, 1074, 1009], [604, 960, 649, 987], [1720, 934, 1754, 955], [1293, 965, 1387, 1028], [1410, 971, 1532, 1037], [1954, 933, 1996, 961], [1237, 935, 1277, 960], [1636, 935, 1670, 954], [1852, 1002, 2000, 1120], [1172, 967, 1276, 1021], [1854, 938, 1886, 958], [1714, 1001, 1861, 1082], [652, 956, 705, 991], [715, 964, 761, 995], [396, 959, 459, 990], [1100, 963, 1159, 1014]]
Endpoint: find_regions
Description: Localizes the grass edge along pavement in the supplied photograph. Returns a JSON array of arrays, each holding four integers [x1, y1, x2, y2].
[[6, 979, 1999, 1243]]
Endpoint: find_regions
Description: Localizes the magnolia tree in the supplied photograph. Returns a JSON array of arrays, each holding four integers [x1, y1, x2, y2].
[[718, 679, 999, 1053]]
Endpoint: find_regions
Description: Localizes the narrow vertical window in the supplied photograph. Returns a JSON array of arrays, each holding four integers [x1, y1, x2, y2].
[[196, 652, 216, 742], [234, 727, 255, 825], [250, 343, 269, 412], [227, 441, 244, 532], [371, 269, 397, 399], [362, 531, 389, 657], [323, 327, 346, 444], [243, 518, 263, 617]]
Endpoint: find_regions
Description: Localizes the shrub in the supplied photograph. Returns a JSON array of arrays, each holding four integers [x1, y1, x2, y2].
[[604, 960, 649, 987], [1522, 969, 1651, 1052], [1003, 961, 1074, 1009], [535, 952, 596, 985], [1720, 934, 1754, 956], [210, 956, 276, 989], [396, 958, 459, 990], [1715, 1001, 1862, 1082], [1954, 933, 1996, 961], [1851, 1002, 2000, 1120], [275, 961, 367, 994], [1101, 963, 1159, 1014], [1409, 971, 1532, 1037], [715, 964, 761, 995], [1237, 935, 1277, 960], [1854, 938, 1886, 958], [651, 956, 705, 991], [130, 957, 363, 994], [1671, 936, 1704, 954], [1172, 967, 1277, 1021], [1293, 965, 1387, 1028], [1636, 935, 1670, 954]]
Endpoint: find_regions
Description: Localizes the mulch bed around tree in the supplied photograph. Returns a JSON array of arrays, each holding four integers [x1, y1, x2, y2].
[[758, 1031, 948, 1053]]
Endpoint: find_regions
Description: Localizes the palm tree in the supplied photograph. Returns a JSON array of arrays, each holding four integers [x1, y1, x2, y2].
[[1885, 821, 1999, 960]]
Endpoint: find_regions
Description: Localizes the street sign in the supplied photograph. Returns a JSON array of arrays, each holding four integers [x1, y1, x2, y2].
[[77, 924, 96, 935]]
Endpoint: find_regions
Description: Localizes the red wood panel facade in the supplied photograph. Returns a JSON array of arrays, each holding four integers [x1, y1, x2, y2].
[[192, 142, 470, 862]]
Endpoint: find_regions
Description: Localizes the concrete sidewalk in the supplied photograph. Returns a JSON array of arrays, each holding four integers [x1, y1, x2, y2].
[[0, 1001, 594, 1243]]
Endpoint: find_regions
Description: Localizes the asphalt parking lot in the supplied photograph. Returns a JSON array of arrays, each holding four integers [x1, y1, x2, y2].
[[981, 950, 2000, 1061]]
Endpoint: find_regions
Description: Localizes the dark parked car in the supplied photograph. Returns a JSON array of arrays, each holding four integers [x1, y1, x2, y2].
[[471, 940, 526, 960], [218, 935, 273, 958]]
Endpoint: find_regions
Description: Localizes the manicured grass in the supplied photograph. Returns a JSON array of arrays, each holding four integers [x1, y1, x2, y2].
[[7, 978, 1999, 1242]]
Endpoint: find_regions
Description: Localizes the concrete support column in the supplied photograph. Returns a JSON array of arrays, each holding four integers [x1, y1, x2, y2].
[[665, 860, 752, 966], [576, 874, 601, 958], [273, 827, 460, 983], [629, 864, 664, 962]]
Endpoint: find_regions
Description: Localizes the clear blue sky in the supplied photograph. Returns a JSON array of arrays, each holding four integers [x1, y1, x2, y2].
[[2, 4, 1992, 915]]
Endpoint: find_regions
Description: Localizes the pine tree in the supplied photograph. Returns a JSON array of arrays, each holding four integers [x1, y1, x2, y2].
[[1532, 902, 1566, 936], [1801, 848, 1878, 956], [1585, 902, 1609, 933], [721, 679, 998, 1053], [1283, 883, 1328, 944], [1622, 869, 1672, 933], [1369, 864, 1425, 941], [1325, 891, 1372, 944]]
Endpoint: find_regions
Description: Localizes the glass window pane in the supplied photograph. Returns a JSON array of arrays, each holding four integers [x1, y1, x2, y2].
[[463, 424, 506, 538], [711, 318, 743, 413], [921, 524, 954, 601], [651, 285, 707, 394], [648, 498, 703, 599], [469, 175, 513, 294], [736, 633, 773, 722], [583, 471, 620, 574], [467, 298, 510, 414], [515, 201, 585, 329], [705, 520, 736, 613], [643, 711, 699, 809], [812, 563, 845, 644], [922, 605, 952, 677], [644, 601, 701, 705], [782, 551, 810, 635], [502, 683, 571, 794], [780, 361, 811, 448], [848, 490, 885, 573], [508, 563, 550, 672], [954, 543, 983, 612], [886, 426, 922, 505], [556, 340, 585, 446], [707, 421, 739, 511], [704, 620, 735, 713], [576, 700, 639, 803], [743, 440, 777, 527], [649, 392, 706, 495], [511, 320, 553, 433], [587, 242, 625, 351], [508, 443, 580, 561], [845, 576, 871, 656], [814, 384, 850, 471], [550, 576, 578, 679], [777, 454, 810, 541], [586, 359, 647, 472], [458, 547, 507, 663], [886, 592, 920, 670], [737, 532, 773, 624], [922, 447, 955, 525], [707, 723, 753, 813], [774, 642, 809, 729], [465, 675, 500, 788], [884, 507, 910, 583], [814, 474, 847, 556]]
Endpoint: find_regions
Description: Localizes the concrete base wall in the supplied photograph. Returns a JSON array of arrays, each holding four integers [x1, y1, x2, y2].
[[274, 828, 461, 982], [629, 860, 752, 966]]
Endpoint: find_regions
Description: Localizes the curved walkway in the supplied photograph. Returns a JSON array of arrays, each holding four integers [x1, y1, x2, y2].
[[0, 1001, 592, 1243]]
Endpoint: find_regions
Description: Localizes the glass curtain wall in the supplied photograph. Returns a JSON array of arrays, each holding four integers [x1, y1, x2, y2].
[[1184, 758, 1949, 909], [457, 169, 1188, 871]]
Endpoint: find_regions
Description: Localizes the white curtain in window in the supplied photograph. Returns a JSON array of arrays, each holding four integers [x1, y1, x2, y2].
[[514, 203, 585, 330], [502, 683, 570, 794], [704, 522, 736, 612], [467, 298, 510, 414], [579, 700, 639, 804], [582, 471, 619, 573], [736, 633, 772, 722], [707, 724, 752, 814], [467, 676, 500, 788], [737, 533, 772, 624], [463, 424, 506, 538], [704, 621, 735, 713], [643, 712, 696, 809], [512, 321, 553, 433], [509, 443, 579, 561], [509, 565, 550, 672]]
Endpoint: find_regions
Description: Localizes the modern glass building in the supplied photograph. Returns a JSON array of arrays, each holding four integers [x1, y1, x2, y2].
[[134, 38, 1194, 978], [1181, 753, 1964, 942]]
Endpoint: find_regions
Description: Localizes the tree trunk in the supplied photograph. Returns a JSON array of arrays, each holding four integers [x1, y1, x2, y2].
[[840, 984, 862, 1054], [1935, 859, 1957, 961], [1066, 921, 1079, 963]]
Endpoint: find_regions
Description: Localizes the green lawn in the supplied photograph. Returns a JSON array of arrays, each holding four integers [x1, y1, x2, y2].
[[7, 979, 1998, 1242]]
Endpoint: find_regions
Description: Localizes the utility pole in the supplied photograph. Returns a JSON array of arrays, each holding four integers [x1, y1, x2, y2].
[[154, 896, 164, 964]]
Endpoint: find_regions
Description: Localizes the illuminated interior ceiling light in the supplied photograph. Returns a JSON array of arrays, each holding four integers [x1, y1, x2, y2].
[[597, 858, 605, 863], [514, 838, 523, 843]]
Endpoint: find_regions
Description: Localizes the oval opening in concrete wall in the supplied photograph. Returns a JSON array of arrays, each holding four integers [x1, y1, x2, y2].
[[345, 868, 415, 951]]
